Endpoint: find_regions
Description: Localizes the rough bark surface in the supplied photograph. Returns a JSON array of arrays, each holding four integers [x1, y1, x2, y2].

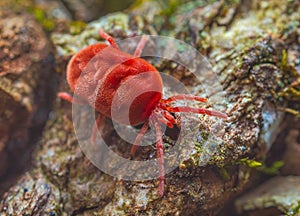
[[0, 6, 56, 195], [0, 0, 299, 215]]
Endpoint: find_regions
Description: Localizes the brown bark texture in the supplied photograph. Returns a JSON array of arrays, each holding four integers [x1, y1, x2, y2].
[[0, 4, 56, 195]]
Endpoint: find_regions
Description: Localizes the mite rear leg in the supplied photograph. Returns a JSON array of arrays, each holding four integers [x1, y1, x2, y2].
[[98, 28, 119, 49], [57, 92, 87, 105], [130, 120, 149, 155], [134, 35, 149, 57], [90, 114, 104, 144]]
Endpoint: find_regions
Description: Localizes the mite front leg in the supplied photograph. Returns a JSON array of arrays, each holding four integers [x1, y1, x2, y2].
[[151, 117, 165, 197], [167, 106, 227, 119], [163, 94, 208, 104]]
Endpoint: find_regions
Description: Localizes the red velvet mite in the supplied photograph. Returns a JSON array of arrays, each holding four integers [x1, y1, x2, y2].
[[58, 28, 227, 197]]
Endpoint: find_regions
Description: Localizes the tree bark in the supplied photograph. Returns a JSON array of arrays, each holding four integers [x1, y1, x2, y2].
[[0, 5, 56, 195]]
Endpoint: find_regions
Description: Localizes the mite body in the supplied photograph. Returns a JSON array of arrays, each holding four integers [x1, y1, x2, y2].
[[58, 29, 227, 197]]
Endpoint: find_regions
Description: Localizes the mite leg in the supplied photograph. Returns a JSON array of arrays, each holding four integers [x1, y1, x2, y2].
[[134, 35, 149, 57], [156, 115, 173, 128], [151, 117, 165, 197], [98, 28, 119, 49], [130, 120, 149, 155], [90, 114, 104, 144], [57, 92, 86, 105], [161, 110, 176, 125], [163, 94, 208, 104], [166, 106, 227, 119], [130, 111, 174, 154], [151, 109, 175, 128]]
